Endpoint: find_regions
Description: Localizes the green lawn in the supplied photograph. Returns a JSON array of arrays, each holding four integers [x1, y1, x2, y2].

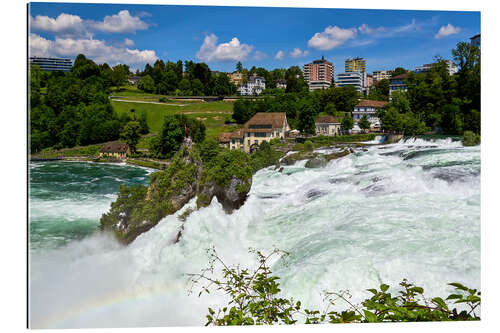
[[111, 99, 236, 139]]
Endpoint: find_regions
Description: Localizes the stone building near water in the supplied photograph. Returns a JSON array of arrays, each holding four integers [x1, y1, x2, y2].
[[315, 116, 341, 136], [99, 142, 131, 159]]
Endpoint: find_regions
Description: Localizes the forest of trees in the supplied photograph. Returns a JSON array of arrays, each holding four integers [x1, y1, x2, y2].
[[30, 54, 148, 153], [134, 60, 309, 96], [378, 42, 480, 135], [137, 60, 237, 96]]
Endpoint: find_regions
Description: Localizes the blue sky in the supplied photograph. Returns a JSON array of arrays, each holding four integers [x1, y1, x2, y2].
[[28, 2, 480, 75]]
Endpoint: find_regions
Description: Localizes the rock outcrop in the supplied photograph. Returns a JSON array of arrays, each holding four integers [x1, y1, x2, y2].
[[100, 146, 253, 245]]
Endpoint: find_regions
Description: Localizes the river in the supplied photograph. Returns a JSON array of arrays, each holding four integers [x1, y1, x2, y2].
[[28, 138, 480, 328]]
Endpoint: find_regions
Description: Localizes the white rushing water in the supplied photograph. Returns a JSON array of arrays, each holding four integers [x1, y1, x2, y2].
[[29, 138, 480, 328]]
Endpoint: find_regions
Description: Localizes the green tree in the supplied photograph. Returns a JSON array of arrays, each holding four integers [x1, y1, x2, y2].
[[111, 64, 130, 87], [120, 121, 141, 153], [452, 42, 480, 74], [285, 66, 307, 93], [297, 104, 316, 135], [341, 113, 354, 132], [390, 90, 411, 113], [178, 78, 191, 95], [324, 103, 337, 116], [138, 75, 155, 93], [233, 99, 254, 124], [381, 107, 403, 133], [358, 115, 371, 133], [149, 115, 184, 158], [391, 67, 407, 77], [236, 61, 243, 72], [164, 69, 179, 93], [191, 78, 204, 96]]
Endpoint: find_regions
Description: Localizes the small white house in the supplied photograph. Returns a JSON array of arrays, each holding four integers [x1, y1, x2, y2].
[[315, 116, 341, 136]]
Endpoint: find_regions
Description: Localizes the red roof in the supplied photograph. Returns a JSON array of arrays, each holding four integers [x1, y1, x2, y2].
[[244, 112, 287, 133], [355, 100, 389, 108], [316, 116, 341, 124], [218, 132, 231, 143], [229, 128, 245, 139], [390, 74, 408, 80], [100, 142, 129, 153]]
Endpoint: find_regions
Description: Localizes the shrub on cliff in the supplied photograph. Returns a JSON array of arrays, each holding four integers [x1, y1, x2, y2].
[[203, 149, 253, 190], [304, 140, 314, 152], [189, 248, 481, 326], [462, 131, 480, 146], [249, 141, 284, 172]]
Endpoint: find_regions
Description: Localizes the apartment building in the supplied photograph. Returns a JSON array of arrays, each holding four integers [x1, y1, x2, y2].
[[373, 70, 393, 82], [389, 74, 408, 99], [29, 57, 72, 72], [345, 57, 366, 73], [336, 71, 366, 94], [414, 60, 458, 76], [303, 56, 334, 91]]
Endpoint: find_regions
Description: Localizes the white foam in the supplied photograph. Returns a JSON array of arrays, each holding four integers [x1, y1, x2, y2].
[[29, 138, 480, 328]]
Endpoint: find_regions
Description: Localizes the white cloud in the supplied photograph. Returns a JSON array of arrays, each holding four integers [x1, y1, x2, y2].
[[29, 33, 157, 66], [30, 13, 87, 37], [92, 10, 149, 34], [124, 38, 135, 46], [253, 50, 267, 60], [308, 25, 357, 50], [28, 33, 53, 57], [358, 23, 386, 35], [394, 19, 418, 33], [275, 50, 284, 60], [196, 33, 253, 62], [435, 24, 461, 39], [290, 48, 309, 58], [30, 10, 150, 37]]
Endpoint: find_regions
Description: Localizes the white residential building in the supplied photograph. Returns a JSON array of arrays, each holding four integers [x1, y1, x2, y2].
[[238, 74, 266, 95], [352, 100, 388, 130]]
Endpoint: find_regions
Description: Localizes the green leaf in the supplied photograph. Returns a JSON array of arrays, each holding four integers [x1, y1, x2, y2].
[[432, 297, 449, 310], [410, 287, 424, 294], [380, 284, 389, 292], [449, 282, 468, 291], [367, 288, 378, 294], [446, 294, 463, 300], [364, 310, 378, 323]]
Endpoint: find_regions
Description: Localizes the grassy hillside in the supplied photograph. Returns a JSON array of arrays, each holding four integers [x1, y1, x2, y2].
[[111, 98, 237, 139]]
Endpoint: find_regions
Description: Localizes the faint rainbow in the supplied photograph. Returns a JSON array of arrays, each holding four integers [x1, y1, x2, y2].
[[31, 281, 185, 328]]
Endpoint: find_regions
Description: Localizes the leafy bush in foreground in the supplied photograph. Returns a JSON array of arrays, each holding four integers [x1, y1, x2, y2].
[[188, 248, 480, 325]]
